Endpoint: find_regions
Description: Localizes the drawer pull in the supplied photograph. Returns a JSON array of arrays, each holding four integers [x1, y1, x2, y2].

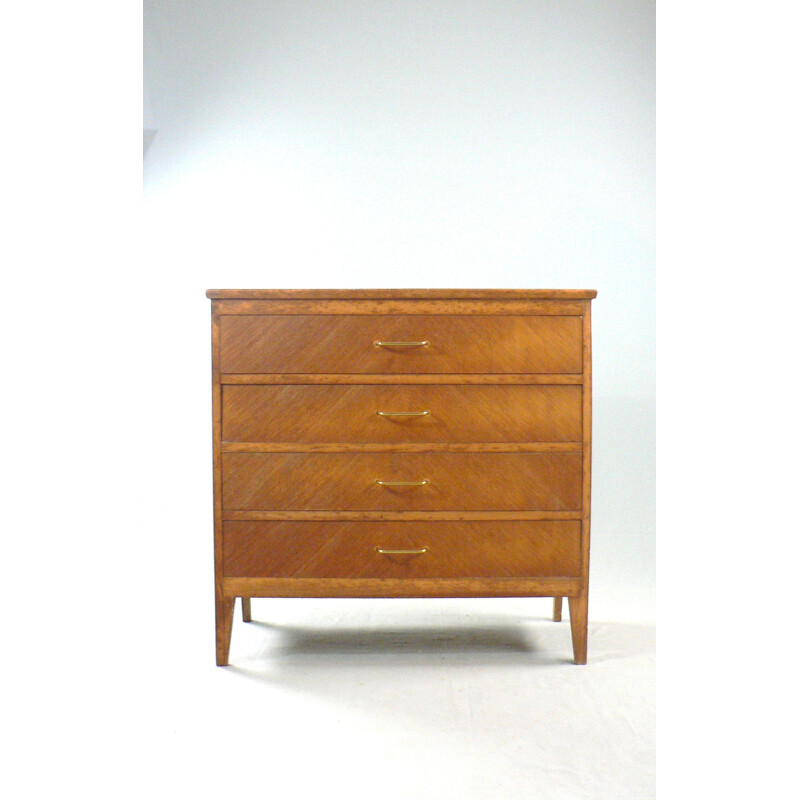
[[375, 479, 430, 487], [376, 410, 430, 417], [375, 547, 429, 555], [374, 340, 430, 348]]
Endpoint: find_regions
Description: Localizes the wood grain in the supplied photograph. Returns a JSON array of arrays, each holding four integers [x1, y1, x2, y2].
[[215, 595, 233, 666], [575, 300, 592, 663], [212, 299, 586, 315], [207, 289, 598, 300], [222, 576, 584, 598], [211, 308, 230, 665], [222, 510, 583, 521], [569, 591, 588, 665], [582, 301, 593, 570], [223, 520, 582, 579], [220, 373, 583, 385], [221, 442, 581, 453], [221, 451, 583, 512], [222, 384, 582, 444], [219, 315, 583, 374], [208, 288, 596, 665]]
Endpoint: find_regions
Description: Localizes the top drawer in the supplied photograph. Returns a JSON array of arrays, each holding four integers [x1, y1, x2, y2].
[[219, 315, 583, 374]]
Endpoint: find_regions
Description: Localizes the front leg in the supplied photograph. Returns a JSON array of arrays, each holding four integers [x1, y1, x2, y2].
[[215, 595, 234, 666], [568, 591, 588, 665]]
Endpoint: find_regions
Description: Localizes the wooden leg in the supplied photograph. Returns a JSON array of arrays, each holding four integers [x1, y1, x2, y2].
[[553, 596, 563, 622], [215, 595, 234, 666], [241, 596, 252, 622], [568, 592, 588, 665]]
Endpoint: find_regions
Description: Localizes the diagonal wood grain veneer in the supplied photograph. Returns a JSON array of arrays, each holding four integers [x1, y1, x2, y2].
[[208, 288, 596, 664]]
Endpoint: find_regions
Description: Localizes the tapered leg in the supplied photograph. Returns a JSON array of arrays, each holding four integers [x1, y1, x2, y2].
[[241, 597, 252, 622], [568, 592, 588, 665], [553, 596, 563, 622], [215, 596, 234, 666]]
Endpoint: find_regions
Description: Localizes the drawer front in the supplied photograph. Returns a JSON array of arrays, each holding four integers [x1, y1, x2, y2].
[[221, 452, 582, 511], [223, 520, 581, 578], [219, 315, 583, 374], [222, 384, 582, 443]]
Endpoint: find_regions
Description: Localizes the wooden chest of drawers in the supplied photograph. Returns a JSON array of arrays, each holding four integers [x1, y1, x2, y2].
[[207, 289, 596, 665]]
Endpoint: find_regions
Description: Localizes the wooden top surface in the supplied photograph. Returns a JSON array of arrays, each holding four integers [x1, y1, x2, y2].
[[207, 288, 597, 300]]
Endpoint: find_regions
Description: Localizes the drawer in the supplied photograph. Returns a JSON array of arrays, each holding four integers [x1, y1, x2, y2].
[[222, 384, 582, 443], [219, 315, 583, 374], [222, 520, 582, 578], [221, 452, 582, 511]]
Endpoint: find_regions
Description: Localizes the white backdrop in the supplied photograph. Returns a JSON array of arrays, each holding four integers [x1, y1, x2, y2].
[[143, 0, 655, 623], [9, 4, 800, 798]]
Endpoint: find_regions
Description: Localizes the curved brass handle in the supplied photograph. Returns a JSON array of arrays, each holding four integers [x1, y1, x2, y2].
[[374, 340, 430, 348], [375, 479, 430, 487], [375, 547, 429, 555], [376, 410, 430, 417]]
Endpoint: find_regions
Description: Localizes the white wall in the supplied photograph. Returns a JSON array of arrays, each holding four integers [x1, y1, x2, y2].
[[144, 0, 655, 621]]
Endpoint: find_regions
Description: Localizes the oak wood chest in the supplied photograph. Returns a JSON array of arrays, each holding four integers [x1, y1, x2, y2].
[[207, 289, 596, 664]]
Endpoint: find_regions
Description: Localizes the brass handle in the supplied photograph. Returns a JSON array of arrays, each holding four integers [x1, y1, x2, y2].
[[375, 547, 429, 555], [375, 479, 430, 487], [376, 410, 430, 417], [374, 340, 430, 347]]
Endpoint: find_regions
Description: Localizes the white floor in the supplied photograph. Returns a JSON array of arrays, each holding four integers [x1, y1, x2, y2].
[[9, 594, 654, 798], [142, 597, 655, 799]]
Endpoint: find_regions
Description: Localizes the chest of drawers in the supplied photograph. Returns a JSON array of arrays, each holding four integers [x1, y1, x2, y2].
[[207, 289, 596, 665]]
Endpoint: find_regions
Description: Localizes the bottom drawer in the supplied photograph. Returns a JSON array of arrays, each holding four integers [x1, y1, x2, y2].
[[223, 520, 581, 579]]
